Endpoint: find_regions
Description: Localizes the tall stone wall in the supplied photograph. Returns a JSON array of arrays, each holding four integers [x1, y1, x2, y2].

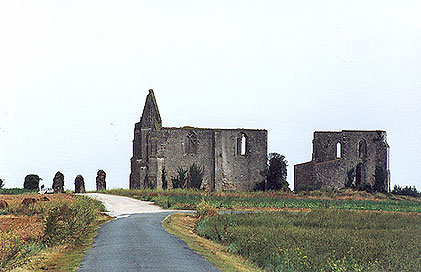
[[130, 89, 268, 191], [215, 129, 267, 191], [155, 128, 215, 190], [295, 130, 390, 191]]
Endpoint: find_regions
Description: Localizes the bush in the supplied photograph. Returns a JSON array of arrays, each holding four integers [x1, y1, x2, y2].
[[392, 185, 420, 197], [187, 163, 205, 189], [23, 175, 41, 190], [196, 199, 217, 220], [171, 167, 188, 189], [43, 196, 103, 246]]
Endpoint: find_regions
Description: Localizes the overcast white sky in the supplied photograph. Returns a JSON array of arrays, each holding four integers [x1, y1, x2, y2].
[[1, 1, 420, 191]]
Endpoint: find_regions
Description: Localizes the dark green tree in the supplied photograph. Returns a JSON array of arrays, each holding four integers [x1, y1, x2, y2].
[[0, 178, 4, 189], [24, 174, 41, 190], [259, 153, 289, 191]]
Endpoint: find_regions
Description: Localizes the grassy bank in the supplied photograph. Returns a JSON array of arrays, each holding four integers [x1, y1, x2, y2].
[[195, 210, 421, 271], [163, 213, 263, 272], [0, 194, 108, 271], [103, 188, 421, 213]]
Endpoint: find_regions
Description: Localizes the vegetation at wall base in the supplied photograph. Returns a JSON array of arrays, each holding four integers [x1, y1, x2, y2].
[[392, 184, 421, 197], [195, 210, 421, 271]]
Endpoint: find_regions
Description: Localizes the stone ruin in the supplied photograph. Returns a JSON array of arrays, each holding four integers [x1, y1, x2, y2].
[[74, 175, 86, 193], [52, 171, 64, 193], [294, 130, 390, 192], [129, 89, 268, 191], [96, 170, 106, 191]]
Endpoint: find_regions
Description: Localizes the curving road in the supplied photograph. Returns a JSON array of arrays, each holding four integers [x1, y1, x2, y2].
[[78, 193, 220, 272]]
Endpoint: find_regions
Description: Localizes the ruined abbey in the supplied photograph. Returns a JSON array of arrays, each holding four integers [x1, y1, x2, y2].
[[294, 130, 390, 192], [130, 90, 391, 192], [129, 90, 268, 191]]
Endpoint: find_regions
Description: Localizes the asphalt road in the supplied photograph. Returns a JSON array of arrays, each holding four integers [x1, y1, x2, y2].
[[78, 194, 220, 272]]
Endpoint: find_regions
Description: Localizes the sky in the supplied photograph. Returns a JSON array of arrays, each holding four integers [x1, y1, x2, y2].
[[0, 1, 420, 191]]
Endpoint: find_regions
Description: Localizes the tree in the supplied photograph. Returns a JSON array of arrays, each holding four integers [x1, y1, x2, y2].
[[0, 178, 4, 189], [24, 174, 41, 190], [258, 153, 289, 191]]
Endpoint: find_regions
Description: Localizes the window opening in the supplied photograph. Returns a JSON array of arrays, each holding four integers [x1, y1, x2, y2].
[[336, 142, 342, 159], [236, 133, 247, 156]]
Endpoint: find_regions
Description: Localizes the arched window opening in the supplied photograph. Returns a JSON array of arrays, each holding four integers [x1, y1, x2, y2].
[[185, 131, 197, 155], [336, 142, 342, 159], [358, 139, 367, 159], [236, 133, 248, 156]]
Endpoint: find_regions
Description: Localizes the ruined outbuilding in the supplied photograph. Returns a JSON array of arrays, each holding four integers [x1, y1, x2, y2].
[[130, 90, 267, 191], [294, 130, 390, 192]]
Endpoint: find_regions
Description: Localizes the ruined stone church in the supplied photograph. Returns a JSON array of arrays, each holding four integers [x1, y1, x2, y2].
[[294, 130, 390, 192], [130, 90, 268, 191]]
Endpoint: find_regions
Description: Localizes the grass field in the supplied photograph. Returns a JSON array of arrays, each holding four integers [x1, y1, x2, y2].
[[103, 188, 421, 213], [195, 209, 421, 271], [0, 193, 107, 271]]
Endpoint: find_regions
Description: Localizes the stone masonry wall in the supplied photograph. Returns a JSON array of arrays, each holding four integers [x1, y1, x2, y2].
[[295, 130, 390, 191]]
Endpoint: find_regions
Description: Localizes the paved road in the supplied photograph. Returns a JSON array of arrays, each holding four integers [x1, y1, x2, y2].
[[78, 193, 220, 272]]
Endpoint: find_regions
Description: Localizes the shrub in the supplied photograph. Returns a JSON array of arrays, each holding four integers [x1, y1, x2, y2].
[[196, 199, 217, 219], [171, 167, 188, 189], [43, 196, 102, 246], [392, 185, 420, 197], [187, 163, 205, 189], [23, 175, 41, 190]]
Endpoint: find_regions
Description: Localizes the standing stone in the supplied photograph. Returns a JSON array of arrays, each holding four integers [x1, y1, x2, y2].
[[96, 170, 106, 191], [52, 171, 65, 193], [74, 175, 86, 193]]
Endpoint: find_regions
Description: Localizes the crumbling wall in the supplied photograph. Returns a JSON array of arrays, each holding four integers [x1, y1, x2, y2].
[[295, 130, 390, 191]]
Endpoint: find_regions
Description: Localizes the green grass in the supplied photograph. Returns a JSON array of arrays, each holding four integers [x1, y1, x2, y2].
[[0, 188, 38, 195], [102, 188, 421, 213], [195, 210, 421, 271]]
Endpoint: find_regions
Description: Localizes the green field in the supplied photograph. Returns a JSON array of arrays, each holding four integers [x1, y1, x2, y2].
[[104, 189, 421, 213], [195, 210, 421, 271]]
